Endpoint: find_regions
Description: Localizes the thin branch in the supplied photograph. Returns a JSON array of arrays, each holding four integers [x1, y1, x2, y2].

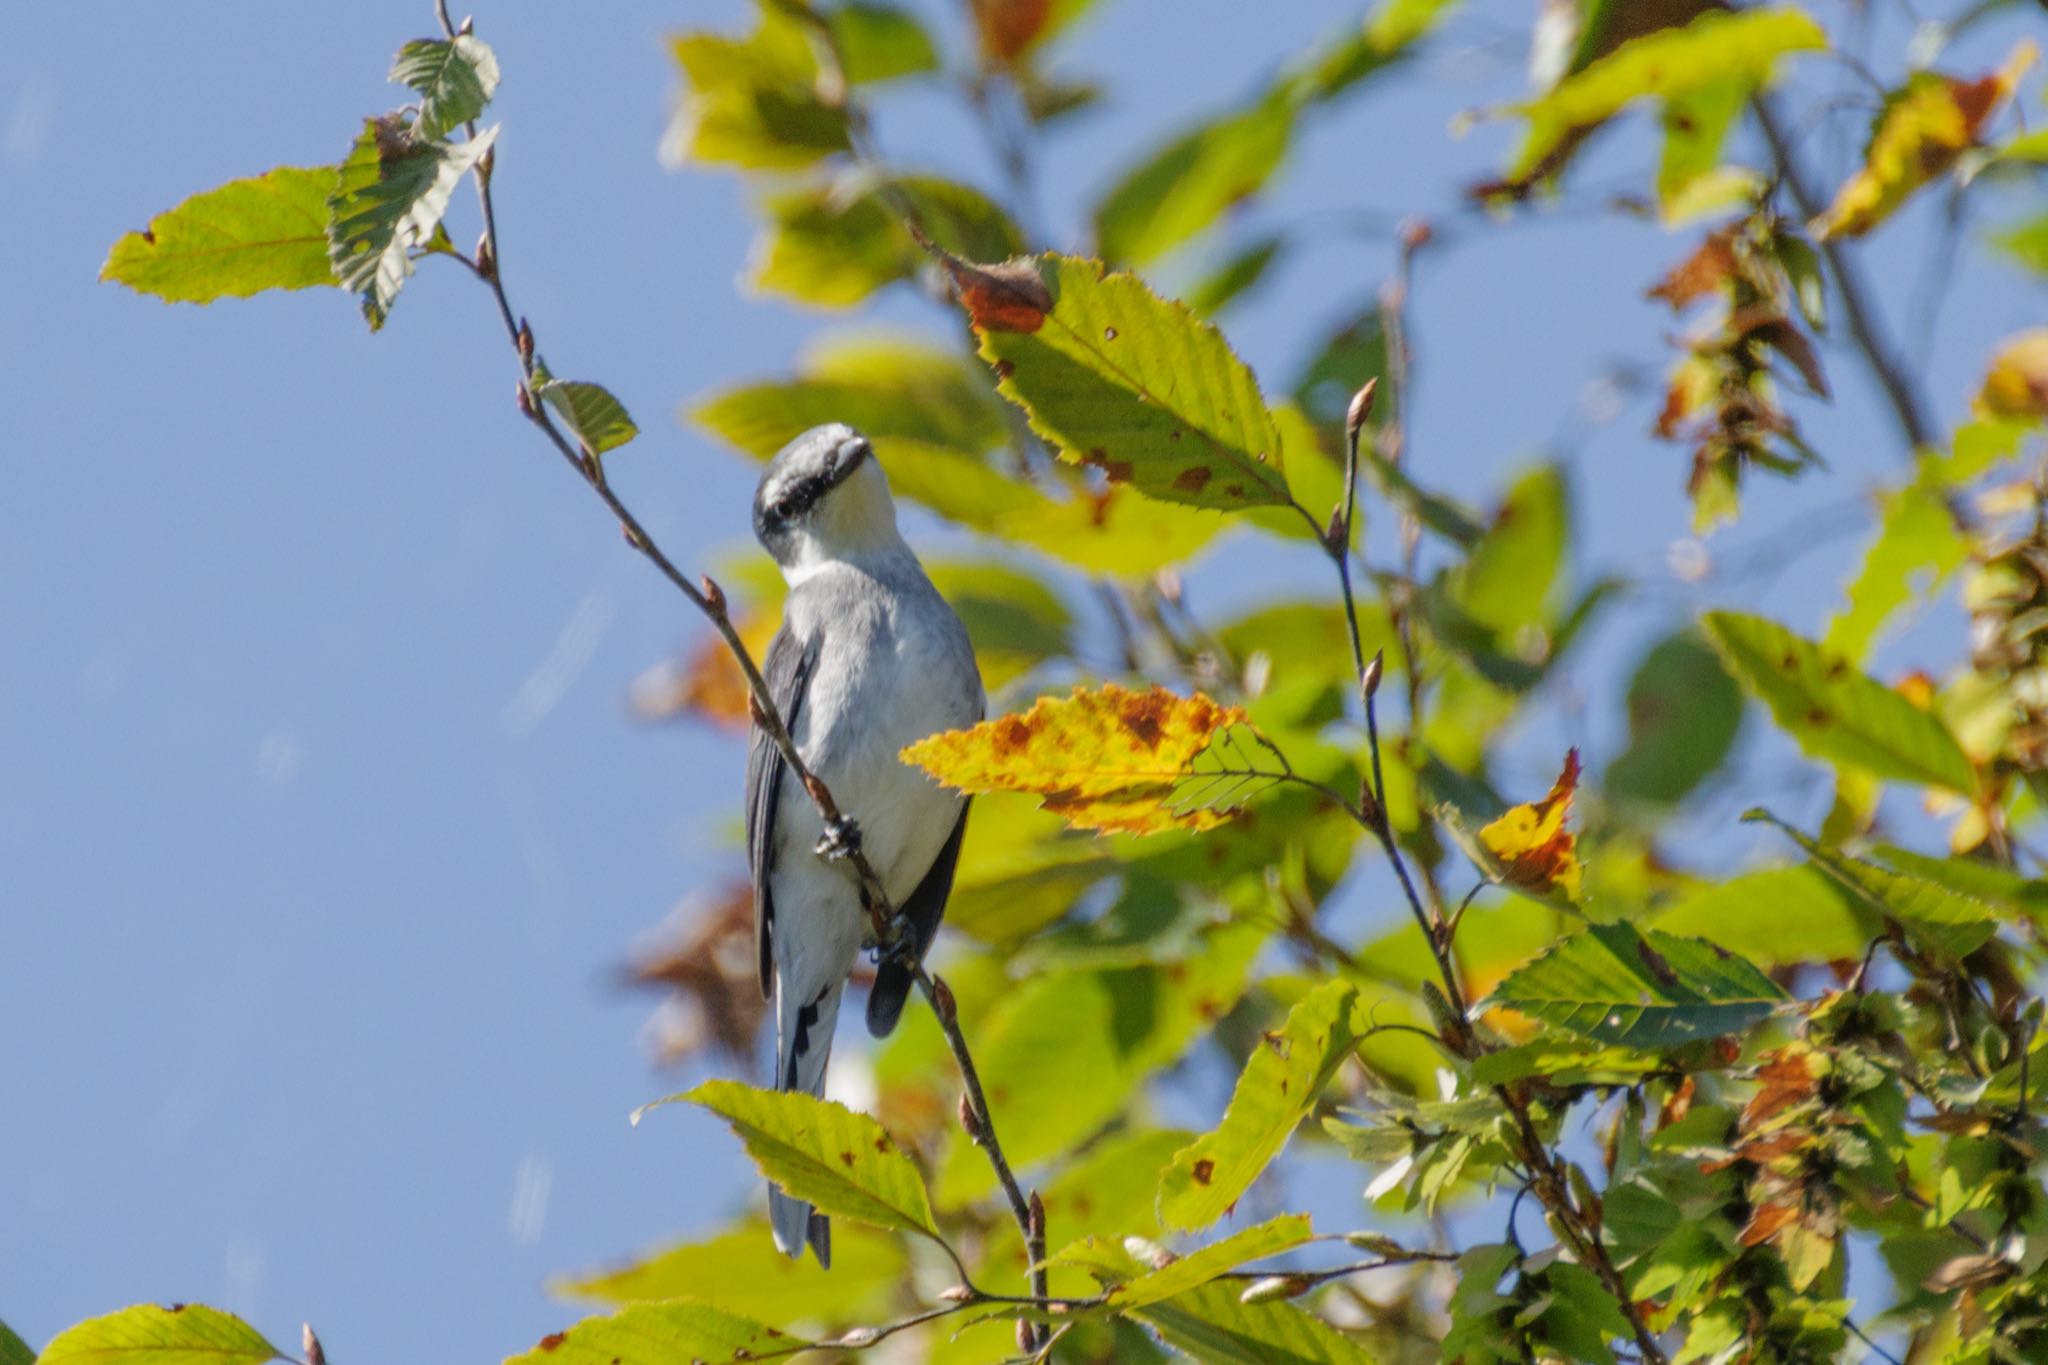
[[430, 4, 1047, 1336], [1752, 94, 1939, 458]]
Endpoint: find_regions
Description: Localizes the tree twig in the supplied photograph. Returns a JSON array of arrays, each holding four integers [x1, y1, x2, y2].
[[1752, 94, 1939, 457], [431, 2, 1046, 1334]]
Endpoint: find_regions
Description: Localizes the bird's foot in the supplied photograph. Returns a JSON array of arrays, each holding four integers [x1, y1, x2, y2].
[[873, 914, 920, 966], [814, 816, 863, 862]]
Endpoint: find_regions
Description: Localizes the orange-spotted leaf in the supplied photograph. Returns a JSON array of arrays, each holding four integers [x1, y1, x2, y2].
[[1477, 750, 1585, 902], [1814, 40, 2037, 239], [1976, 329, 2048, 421], [900, 684, 1275, 835]]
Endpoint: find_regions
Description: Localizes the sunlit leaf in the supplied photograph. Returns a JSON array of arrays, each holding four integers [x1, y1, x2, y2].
[[1494, 7, 1824, 195], [1746, 811, 1999, 960], [1605, 630, 1741, 809], [928, 560, 1072, 691], [903, 684, 1278, 836], [1456, 462, 1569, 633], [328, 117, 496, 330], [1093, 92, 1297, 266], [390, 34, 500, 141], [751, 174, 1023, 309], [660, 1079, 940, 1240], [665, 14, 850, 170], [1158, 979, 1359, 1231], [1992, 211, 2048, 276], [37, 1305, 279, 1365], [507, 1302, 801, 1365], [1651, 866, 1874, 967], [0, 1319, 30, 1365], [1472, 750, 1584, 903], [829, 3, 939, 84], [1110, 1214, 1314, 1308], [1184, 236, 1286, 318], [1814, 40, 2036, 239], [1486, 921, 1787, 1048], [547, 1217, 904, 1318], [963, 254, 1296, 511], [1825, 466, 1970, 663], [1134, 1279, 1374, 1364], [101, 167, 339, 303], [1702, 611, 1977, 793], [536, 380, 637, 456]]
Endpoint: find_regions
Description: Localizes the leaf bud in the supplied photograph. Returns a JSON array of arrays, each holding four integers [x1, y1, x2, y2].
[[835, 1326, 879, 1349], [698, 574, 727, 617], [1362, 650, 1384, 699], [1124, 1235, 1176, 1269], [957, 1092, 984, 1144], [940, 1283, 975, 1303], [457, 14, 474, 35], [515, 382, 535, 420], [1345, 377, 1378, 444], [475, 234, 496, 281], [302, 1324, 327, 1365], [1015, 1320, 1035, 1353], [1240, 1274, 1311, 1304], [930, 973, 958, 1027], [1029, 1189, 1046, 1241], [516, 318, 535, 364]]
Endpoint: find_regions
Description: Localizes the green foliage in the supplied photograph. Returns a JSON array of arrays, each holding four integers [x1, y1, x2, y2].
[[971, 254, 1294, 511], [662, 1079, 941, 1241], [37, 1305, 279, 1365], [508, 1302, 799, 1365], [328, 117, 497, 330], [1157, 979, 1357, 1231], [88, 3, 2048, 1363], [391, 35, 500, 140], [1703, 609, 1978, 793], [1488, 921, 1786, 1048], [0, 1320, 32, 1365], [101, 168, 339, 303]]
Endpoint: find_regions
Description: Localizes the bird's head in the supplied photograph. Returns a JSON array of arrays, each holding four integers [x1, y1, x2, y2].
[[753, 423, 903, 582]]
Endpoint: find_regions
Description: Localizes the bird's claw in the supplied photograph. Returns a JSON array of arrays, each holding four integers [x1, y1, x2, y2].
[[815, 816, 863, 862], [874, 915, 920, 967]]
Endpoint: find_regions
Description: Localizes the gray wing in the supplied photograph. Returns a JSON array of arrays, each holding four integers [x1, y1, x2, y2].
[[864, 798, 970, 1038], [745, 627, 818, 997]]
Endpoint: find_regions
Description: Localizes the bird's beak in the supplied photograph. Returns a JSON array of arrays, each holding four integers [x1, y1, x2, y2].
[[825, 434, 870, 489]]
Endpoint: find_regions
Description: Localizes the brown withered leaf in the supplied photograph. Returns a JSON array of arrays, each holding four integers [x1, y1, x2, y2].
[[1648, 228, 1739, 310], [1742, 1046, 1820, 1129], [942, 254, 1051, 333], [624, 884, 766, 1067]]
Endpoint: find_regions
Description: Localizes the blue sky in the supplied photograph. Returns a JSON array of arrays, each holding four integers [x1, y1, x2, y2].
[[2, 2, 2040, 1358]]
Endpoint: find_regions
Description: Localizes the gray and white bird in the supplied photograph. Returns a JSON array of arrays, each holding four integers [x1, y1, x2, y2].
[[743, 422, 984, 1266]]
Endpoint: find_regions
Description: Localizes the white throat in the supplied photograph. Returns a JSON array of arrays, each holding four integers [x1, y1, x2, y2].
[[778, 459, 909, 587]]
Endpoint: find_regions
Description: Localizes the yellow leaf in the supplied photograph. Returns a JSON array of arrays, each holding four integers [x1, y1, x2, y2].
[[1478, 750, 1585, 901], [901, 684, 1272, 835], [1814, 39, 2036, 239], [1976, 329, 2048, 421]]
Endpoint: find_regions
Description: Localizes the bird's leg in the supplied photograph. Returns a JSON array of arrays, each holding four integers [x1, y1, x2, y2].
[[814, 814, 863, 862]]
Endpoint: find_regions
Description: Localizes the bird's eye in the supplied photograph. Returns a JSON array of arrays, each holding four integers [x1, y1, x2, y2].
[[772, 498, 795, 521]]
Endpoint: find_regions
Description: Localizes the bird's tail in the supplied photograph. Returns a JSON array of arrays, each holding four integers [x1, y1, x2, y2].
[[769, 974, 843, 1267]]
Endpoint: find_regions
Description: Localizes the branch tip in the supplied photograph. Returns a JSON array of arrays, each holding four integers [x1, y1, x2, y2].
[[302, 1324, 326, 1365], [1345, 377, 1378, 443], [1361, 650, 1384, 699]]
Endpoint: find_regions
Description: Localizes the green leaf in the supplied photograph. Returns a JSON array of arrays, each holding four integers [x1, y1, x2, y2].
[[327, 118, 497, 331], [752, 174, 1023, 309], [665, 15, 850, 170], [1291, 307, 1399, 448], [1992, 211, 2048, 276], [37, 1305, 280, 1365], [1110, 1214, 1314, 1308], [1456, 463, 1568, 633], [1873, 844, 2048, 923], [0, 1319, 34, 1365], [101, 167, 339, 303], [1093, 91, 1296, 266], [1184, 236, 1286, 318], [666, 1079, 940, 1239], [1746, 811, 1999, 960], [1133, 1280, 1374, 1364], [829, 3, 939, 83], [1701, 610, 1977, 794], [1501, 7, 1825, 191], [1825, 451, 1981, 661], [971, 254, 1294, 512], [1487, 921, 1786, 1048], [536, 380, 638, 456], [1605, 630, 1742, 809], [507, 1302, 802, 1365], [1651, 866, 1876, 967], [390, 34, 501, 140], [1158, 979, 1358, 1232], [547, 1217, 905, 1318], [1468, 1037, 1668, 1086]]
